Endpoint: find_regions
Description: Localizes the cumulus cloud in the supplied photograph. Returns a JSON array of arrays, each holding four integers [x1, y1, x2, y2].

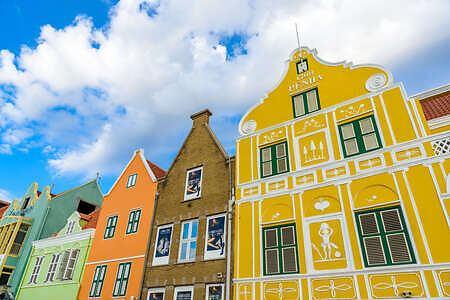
[[0, 188, 12, 202], [0, 0, 449, 177]]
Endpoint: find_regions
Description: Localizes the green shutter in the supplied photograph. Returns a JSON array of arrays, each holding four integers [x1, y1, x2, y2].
[[262, 224, 299, 276], [89, 265, 107, 297], [338, 115, 382, 158], [260, 142, 290, 178], [355, 205, 415, 268]]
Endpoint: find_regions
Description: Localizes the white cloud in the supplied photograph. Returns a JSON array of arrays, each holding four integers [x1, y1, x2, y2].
[[0, 188, 12, 202], [0, 0, 449, 176]]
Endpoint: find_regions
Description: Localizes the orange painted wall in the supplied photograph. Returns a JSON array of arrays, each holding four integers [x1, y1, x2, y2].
[[78, 150, 159, 300]]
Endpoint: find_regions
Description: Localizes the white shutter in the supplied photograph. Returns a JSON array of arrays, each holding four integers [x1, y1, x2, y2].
[[64, 249, 80, 280]]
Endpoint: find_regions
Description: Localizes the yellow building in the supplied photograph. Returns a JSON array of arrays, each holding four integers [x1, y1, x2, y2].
[[233, 47, 450, 299]]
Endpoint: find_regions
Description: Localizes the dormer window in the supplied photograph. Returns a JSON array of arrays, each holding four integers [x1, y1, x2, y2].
[[126, 174, 137, 188], [66, 220, 76, 234], [292, 88, 320, 118], [296, 58, 308, 74]]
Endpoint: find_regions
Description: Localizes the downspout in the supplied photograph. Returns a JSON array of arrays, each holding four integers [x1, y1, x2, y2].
[[226, 157, 234, 300], [137, 190, 160, 300]]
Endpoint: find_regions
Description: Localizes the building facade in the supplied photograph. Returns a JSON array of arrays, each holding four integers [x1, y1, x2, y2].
[[140, 110, 235, 300], [0, 179, 103, 295], [15, 210, 99, 300], [78, 149, 165, 300], [233, 47, 450, 299]]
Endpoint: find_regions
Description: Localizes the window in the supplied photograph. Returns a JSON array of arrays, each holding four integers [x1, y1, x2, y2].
[[296, 59, 308, 74], [127, 173, 137, 188], [184, 166, 203, 201], [66, 220, 76, 234], [204, 214, 226, 260], [355, 206, 415, 267], [10, 223, 30, 255], [206, 284, 224, 300], [126, 209, 141, 234], [89, 265, 107, 298], [44, 253, 60, 282], [58, 249, 80, 280], [153, 224, 173, 266], [292, 88, 320, 118], [113, 262, 131, 297], [0, 267, 14, 285], [104, 215, 118, 239], [338, 115, 382, 157], [260, 142, 289, 178], [147, 288, 165, 300], [29, 256, 44, 284], [178, 220, 198, 262], [22, 197, 31, 210], [262, 224, 299, 275], [174, 286, 193, 300]]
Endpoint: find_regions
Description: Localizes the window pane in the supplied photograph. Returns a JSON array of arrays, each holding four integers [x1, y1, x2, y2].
[[359, 118, 374, 134], [176, 291, 192, 300], [282, 247, 297, 273], [381, 210, 403, 232], [306, 90, 318, 112], [297, 60, 307, 73], [341, 123, 355, 139], [182, 223, 189, 239], [276, 144, 286, 158], [262, 162, 272, 176], [189, 241, 196, 260], [359, 213, 379, 235], [293, 95, 305, 116], [363, 133, 379, 150], [261, 148, 271, 162], [387, 233, 411, 263], [277, 158, 287, 173], [265, 229, 278, 248], [281, 227, 295, 246], [180, 242, 188, 260], [149, 293, 164, 300], [265, 249, 279, 274], [191, 221, 198, 238], [208, 285, 223, 300], [344, 139, 359, 155], [363, 236, 386, 265]]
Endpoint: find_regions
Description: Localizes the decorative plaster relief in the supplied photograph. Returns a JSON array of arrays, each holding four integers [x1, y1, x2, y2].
[[296, 173, 315, 186], [241, 120, 257, 134], [243, 186, 259, 198], [326, 166, 347, 179], [294, 115, 326, 136], [311, 276, 356, 300], [353, 184, 398, 209], [365, 73, 388, 92], [369, 272, 424, 299], [238, 284, 253, 300], [263, 280, 300, 300], [335, 98, 372, 122], [259, 128, 287, 145], [298, 132, 330, 167], [267, 180, 286, 192], [261, 196, 294, 224], [358, 156, 383, 170], [437, 270, 450, 296], [303, 196, 341, 218], [309, 219, 347, 271], [395, 147, 422, 161]]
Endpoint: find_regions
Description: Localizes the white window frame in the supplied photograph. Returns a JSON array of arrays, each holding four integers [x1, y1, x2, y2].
[[204, 214, 226, 260], [58, 249, 80, 281], [29, 256, 44, 284], [184, 166, 203, 201], [66, 220, 76, 234], [152, 224, 173, 266], [147, 287, 165, 300], [126, 173, 138, 188], [205, 283, 224, 300], [173, 286, 194, 300], [178, 219, 198, 263], [44, 253, 60, 282]]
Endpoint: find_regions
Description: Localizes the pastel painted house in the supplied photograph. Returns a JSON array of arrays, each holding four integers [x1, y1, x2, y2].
[[0, 179, 103, 296], [15, 210, 99, 300]]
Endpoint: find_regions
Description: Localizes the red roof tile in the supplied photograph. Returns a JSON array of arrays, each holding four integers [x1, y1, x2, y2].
[[0, 204, 9, 218], [146, 160, 167, 179], [82, 209, 101, 230], [420, 91, 450, 120]]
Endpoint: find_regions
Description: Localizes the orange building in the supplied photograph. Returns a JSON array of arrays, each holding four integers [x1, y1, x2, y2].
[[78, 149, 165, 300]]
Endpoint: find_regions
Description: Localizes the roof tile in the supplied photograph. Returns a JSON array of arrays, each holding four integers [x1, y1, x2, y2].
[[420, 91, 450, 120], [146, 160, 167, 179]]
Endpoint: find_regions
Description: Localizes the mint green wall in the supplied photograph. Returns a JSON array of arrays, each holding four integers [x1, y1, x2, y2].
[[14, 214, 95, 300]]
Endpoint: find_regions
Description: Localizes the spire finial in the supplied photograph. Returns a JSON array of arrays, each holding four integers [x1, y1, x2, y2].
[[295, 23, 301, 57]]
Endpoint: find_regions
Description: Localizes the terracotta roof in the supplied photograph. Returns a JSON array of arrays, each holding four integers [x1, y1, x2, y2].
[[0, 204, 9, 218], [419, 91, 450, 120], [146, 160, 167, 179], [82, 209, 101, 230]]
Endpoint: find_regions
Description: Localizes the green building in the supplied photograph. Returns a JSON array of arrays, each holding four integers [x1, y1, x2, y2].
[[0, 179, 103, 295], [15, 210, 98, 300]]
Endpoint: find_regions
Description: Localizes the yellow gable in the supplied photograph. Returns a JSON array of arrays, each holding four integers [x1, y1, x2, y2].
[[239, 47, 392, 134]]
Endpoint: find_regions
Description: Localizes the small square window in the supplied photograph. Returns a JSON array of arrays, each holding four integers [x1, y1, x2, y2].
[[148, 288, 165, 300], [296, 59, 308, 74], [292, 88, 320, 118], [126, 174, 137, 188], [260, 142, 289, 178], [338, 115, 382, 157]]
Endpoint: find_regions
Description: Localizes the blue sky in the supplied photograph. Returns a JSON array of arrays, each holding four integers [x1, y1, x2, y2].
[[0, 0, 449, 201]]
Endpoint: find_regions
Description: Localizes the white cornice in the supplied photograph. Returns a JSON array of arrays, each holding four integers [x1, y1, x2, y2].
[[33, 228, 95, 249], [428, 115, 450, 129], [410, 83, 450, 100]]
